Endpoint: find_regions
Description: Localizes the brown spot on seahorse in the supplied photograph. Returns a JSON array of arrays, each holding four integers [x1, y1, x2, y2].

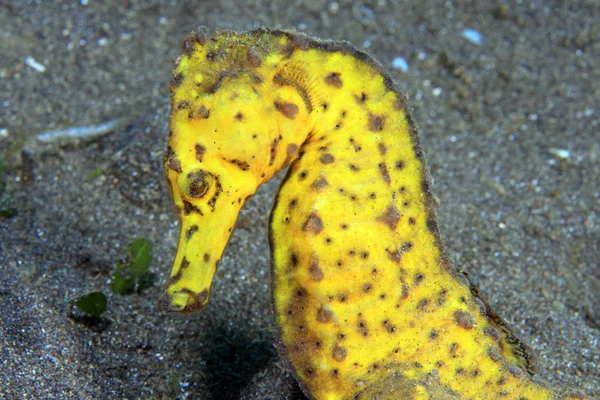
[[332, 345, 347, 362], [274, 100, 299, 119], [355, 92, 367, 103], [247, 47, 262, 67], [168, 157, 182, 173], [282, 143, 300, 168], [177, 101, 191, 110], [309, 258, 324, 281], [454, 310, 476, 330], [183, 200, 202, 216], [378, 162, 391, 185], [377, 204, 401, 230], [320, 154, 335, 164], [195, 143, 206, 162], [357, 319, 369, 337], [368, 113, 386, 131], [383, 319, 397, 333], [228, 159, 250, 171], [186, 225, 198, 241], [386, 248, 402, 264], [311, 177, 329, 191], [287, 143, 299, 156], [302, 213, 324, 234], [269, 136, 280, 166], [324, 72, 343, 88], [317, 307, 333, 323], [190, 105, 210, 119], [180, 257, 190, 270]]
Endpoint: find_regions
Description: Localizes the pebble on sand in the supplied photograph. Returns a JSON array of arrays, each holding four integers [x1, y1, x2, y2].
[[462, 28, 482, 45], [25, 56, 47, 73], [392, 56, 409, 72], [548, 148, 571, 160]]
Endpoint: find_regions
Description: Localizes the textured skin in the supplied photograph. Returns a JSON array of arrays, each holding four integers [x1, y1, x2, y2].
[[160, 28, 585, 400]]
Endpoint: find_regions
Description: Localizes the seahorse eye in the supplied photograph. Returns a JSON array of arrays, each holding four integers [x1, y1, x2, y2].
[[184, 169, 211, 199]]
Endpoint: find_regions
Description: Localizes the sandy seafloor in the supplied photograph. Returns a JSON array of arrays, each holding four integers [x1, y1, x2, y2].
[[0, 1, 598, 399]]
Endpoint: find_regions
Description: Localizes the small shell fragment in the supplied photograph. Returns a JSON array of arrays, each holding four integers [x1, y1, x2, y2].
[[548, 148, 571, 160]]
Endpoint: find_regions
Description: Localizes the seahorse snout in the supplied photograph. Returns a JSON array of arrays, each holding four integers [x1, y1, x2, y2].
[[157, 287, 209, 313]]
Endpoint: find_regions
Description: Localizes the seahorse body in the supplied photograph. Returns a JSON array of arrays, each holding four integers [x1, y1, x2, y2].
[[160, 28, 585, 400]]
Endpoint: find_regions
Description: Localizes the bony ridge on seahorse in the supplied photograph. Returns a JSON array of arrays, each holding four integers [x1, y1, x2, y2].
[[158, 27, 586, 400]]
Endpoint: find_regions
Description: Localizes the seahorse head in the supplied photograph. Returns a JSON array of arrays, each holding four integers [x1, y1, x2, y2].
[[159, 30, 311, 312]]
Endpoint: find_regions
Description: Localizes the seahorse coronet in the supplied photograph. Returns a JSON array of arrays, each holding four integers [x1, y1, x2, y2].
[[161, 27, 585, 400]]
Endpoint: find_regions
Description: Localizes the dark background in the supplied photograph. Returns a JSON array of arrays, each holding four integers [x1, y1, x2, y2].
[[0, 1, 598, 398]]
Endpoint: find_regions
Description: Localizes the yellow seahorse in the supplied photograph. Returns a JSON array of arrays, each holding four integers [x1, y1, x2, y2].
[[158, 28, 585, 400]]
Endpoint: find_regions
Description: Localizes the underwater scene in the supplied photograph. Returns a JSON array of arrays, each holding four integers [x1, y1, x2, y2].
[[0, 1, 597, 399]]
